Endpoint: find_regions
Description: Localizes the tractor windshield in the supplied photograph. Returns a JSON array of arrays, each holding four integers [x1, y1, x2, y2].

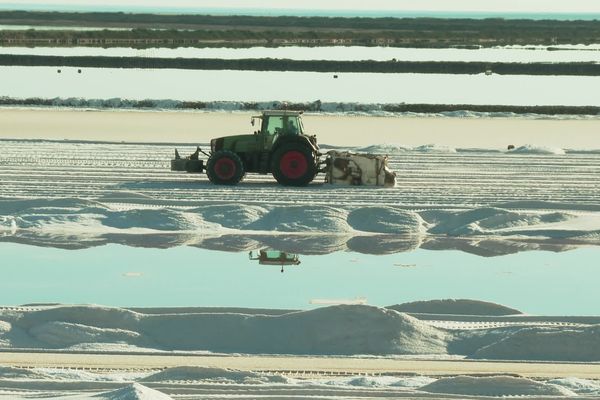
[[264, 115, 303, 136], [265, 116, 283, 135]]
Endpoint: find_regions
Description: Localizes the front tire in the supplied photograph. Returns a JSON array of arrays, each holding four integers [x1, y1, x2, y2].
[[206, 150, 245, 185], [271, 143, 317, 186]]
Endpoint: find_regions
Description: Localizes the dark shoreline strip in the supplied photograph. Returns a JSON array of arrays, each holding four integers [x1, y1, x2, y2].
[[1, 97, 599, 116], [1, 54, 600, 75]]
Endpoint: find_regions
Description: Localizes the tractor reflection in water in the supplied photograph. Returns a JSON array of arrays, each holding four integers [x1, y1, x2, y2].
[[249, 249, 301, 273]]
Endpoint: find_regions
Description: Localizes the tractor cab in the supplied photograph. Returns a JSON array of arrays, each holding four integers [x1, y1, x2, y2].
[[252, 110, 306, 151], [252, 110, 304, 136]]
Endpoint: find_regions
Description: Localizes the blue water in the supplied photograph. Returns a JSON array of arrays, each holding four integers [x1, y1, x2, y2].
[[1, 243, 599, 315], [0, 3, 599, 20]]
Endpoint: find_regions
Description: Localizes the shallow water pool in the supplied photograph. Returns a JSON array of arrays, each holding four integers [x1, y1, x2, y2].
[[1, 242, 599, 315]]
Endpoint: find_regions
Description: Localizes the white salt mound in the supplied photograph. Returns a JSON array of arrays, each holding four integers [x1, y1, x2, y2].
[[420, 376, 576, 397], [0, 216, 17, 232], [245, 205, 350, 233], [425, 207, 574, 236], [0, 320, 10, 333], [0, 366, 51, 380], [347, 207, 423, 234], [102, 209, 206, 231], [244, 305, 448, 355], [17, 305, 141, 330], [472, 325, 600, 361], [355, 144, 411, 154], [4, 304, 600, 361], [334, 375, 437, 388], [493, 200, 600, 212], [96, 383, 172, 400], [137, 304, 449, 354], [389, 299, 521, 316], [547, 377, 600, 395], [1, 304, 448, 355], [0, 198, 104, 215], [390, 376, 438, 388], [195, 204, 268, 229], [142, 366, 287, 384], [29, 321, 141, 348], [425, 208, 501, 235], [413, 144, 457, 153], [509, 144, 566, 155], [2, 197, 594, 241], [344, 376, 398, 387]]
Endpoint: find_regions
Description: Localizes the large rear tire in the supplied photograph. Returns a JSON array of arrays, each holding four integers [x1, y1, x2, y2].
[[206, 150, 245, 185], [271, 143, 317, 186]]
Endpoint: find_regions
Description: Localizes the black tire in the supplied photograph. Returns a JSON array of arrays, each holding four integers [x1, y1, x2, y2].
[[206, 150, 245, 185], [271, 142, 317, 186]]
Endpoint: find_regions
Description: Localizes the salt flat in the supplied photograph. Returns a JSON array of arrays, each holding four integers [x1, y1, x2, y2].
[[1, 108, 600, 148], [1, 136, 599, 209], [1, 111, 599, 399]]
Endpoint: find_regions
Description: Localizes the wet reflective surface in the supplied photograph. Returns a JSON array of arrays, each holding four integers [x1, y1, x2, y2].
[[1, 242, 599, 315], [3, 45, 600, 63], [1, 231, 594, 256], [3, 66, 600, 106]]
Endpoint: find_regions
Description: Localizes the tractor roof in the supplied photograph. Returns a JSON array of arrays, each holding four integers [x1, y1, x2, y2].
[[259, 110, 303, 117]]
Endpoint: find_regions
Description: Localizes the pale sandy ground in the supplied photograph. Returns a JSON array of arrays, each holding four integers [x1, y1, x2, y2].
[[1, 108, 599, 149], [2, 352, 600, 379]]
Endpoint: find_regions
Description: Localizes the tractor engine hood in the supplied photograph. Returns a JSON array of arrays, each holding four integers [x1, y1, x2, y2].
[[210, 134, 251, 153]]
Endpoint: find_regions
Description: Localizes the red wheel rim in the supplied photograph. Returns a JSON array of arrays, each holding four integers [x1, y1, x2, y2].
[[280, 151, 308, 179], [214, 157, 236, 180]]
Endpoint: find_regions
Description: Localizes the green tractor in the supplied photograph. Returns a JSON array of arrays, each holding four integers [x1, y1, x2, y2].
[[172, 110, 320, 186]]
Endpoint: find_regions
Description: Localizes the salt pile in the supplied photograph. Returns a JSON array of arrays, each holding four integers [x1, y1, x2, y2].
[[424, 207, 575, 236], [420, 376, 576, 397], [347, 207, 423, 235], [354, 143, 457, 154], [195, 204, 267, 229], [355, 144, 411, 154], [508, 144, 566, 155], [97, 383, 172, 400], [136, 305, 449, 354], [0, 366, 52, 380], [547, 377, 600, 395], [388, 299, 522, 316], [246, 205, 350, 233], [7, 302, 600, 361], [141, 366, 287, 384], [102, 209, 209, 231], [0, 305, 449, 355], [472, 325, 600, 361], [1, 198, 596, 244], [413, 144, 457, 153]]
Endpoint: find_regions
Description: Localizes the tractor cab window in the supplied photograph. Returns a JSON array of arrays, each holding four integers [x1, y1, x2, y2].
[[263, 115, 303, 136], [285, 118, 300, 135], [265, 116, 284, 135]]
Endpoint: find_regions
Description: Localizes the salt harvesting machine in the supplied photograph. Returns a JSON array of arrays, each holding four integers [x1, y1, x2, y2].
[[171, 110, 396, 187]]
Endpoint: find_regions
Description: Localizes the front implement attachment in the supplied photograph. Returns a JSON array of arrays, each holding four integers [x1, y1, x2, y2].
[[171, 147, 207, 173]]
